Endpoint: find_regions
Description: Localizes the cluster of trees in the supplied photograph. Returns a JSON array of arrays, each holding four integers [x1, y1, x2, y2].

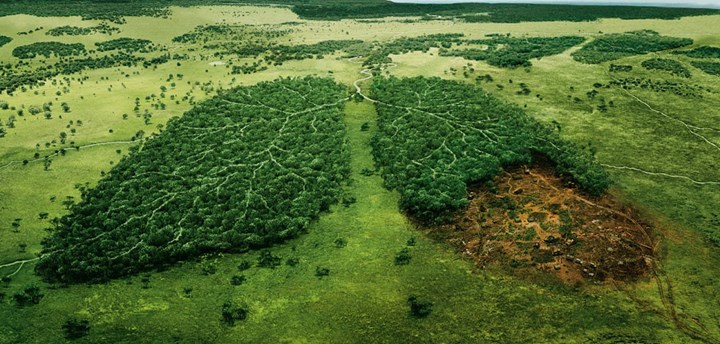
[[172, 24, 291, 48], [231, 62, 268, 75], [439, 35, 585, 68], [358, 33, 581, 69], [572, 30, 693, 64], [36, 77, 351, 283], [230, 39, 362, 65], [12, 42, 87, 59], [672, 46, 720, 59], [264, 39, 362, 64], [363, 34, 464, 67], [0, 35, 11, 48], [95, 37, 155, 53], [370, 77, 609, 223], [291, 3, 718, 22], [172, 24, 245, 44], [691, 61, 720, 76], [0, 1, 169, 23], [609, 64, 633, 72], [641, 58, 691, 78], [609, 77, 707, 97], [46, 23, 119, 36], [0, 53, 151, 94]]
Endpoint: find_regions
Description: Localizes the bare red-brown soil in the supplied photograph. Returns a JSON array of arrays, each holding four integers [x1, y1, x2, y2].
[[428, 163, 656, 284]]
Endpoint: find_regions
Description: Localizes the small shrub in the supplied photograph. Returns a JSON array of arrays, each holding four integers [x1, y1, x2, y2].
[[395, 248, 412, 265], [407, 295, 433, 318], [257, 250, 282, 269], [221, 301, 249, 326], [230, 275, 246, 286], [334, 238, 348, 248], [315, 266, 330, 277], [62, 318, 90, 339]]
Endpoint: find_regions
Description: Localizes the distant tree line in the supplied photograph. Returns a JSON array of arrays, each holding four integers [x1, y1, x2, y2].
[[572, 30, 693, 64], [12, 42, 87, 59], [641, 58, 691, 78], [46, 23, 119, 36], [363, 34, 464, 67], [0, 1, 716, 24], [691, 61, 720, 76], [439, 35, 585, 68], [609, 77, 709, 98], [0, 52, 167, 94], [291, 3, 718, 22], [672, 46, 720, 59], [95, 37, 155, 53]]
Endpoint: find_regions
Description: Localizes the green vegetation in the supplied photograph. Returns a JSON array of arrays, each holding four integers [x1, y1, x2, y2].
[[221, 300, 249, 325], [641, 58, 691, 78], [12, 41, 87, 59], [95, 37, 155, 53], [0, 53, 151, 94], [439, 35, 585, 68], [673, 46, 720, 59], [364, 34, 464, 67], [609, 64, 633, 72], [35, 77, 351, 283], [46, 23, 119, 36], [12, 285, 44, 307], [609, 77, 708, 97], [1, 3, 720, 343], [0, 1, 170, 23], [361, 33, 583, 69], [62, 318, 90, 339], [292, 3, 719, 22], [572, 30, 693, 64], [0, 35, 11, 47], [233, 39, 363, 65], [691, 61, 720, 76], [371, 76, 608, 222]]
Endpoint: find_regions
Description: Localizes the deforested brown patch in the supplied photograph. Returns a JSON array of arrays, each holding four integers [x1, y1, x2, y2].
[[429, 163, 656, 285]]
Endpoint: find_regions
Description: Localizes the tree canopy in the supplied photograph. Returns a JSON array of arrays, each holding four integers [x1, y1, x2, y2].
[[36, 77, 351, 283], [371, 77, 609, 223], [572, 30, 693, 64]]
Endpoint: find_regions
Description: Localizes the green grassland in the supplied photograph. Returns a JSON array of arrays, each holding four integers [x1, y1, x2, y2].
[[1, 4, 720, 343]]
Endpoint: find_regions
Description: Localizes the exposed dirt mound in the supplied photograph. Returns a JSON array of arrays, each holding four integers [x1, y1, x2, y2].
[[429, 163, 656, 284]]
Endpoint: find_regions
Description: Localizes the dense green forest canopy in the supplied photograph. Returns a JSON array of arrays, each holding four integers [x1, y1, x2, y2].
[[0, 35, 11, 48], [0, 0, 717, 23], [641, 58, 691, 78], [439, 35, 585, 68], [11, 41, 87, 59], [572, 30, 693, 64], [291, 3, 719, 22], [360, 34, 583, 69], [46, 23, 119, 36], [673, 46, 720, 59], [95, 37, 155, 52], [691, 61, 720, 76], [35, 77, 351, 283], [370, 77, 609, 223]]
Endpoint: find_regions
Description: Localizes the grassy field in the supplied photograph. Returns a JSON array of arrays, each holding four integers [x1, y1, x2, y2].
[[1, 5, 720, 343]]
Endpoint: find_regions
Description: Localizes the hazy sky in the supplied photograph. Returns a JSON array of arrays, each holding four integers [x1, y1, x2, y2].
[[389, 0, 720, 9]]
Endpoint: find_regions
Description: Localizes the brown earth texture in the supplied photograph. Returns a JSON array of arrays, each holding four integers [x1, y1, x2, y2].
[[428, 162, 657, 285]]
